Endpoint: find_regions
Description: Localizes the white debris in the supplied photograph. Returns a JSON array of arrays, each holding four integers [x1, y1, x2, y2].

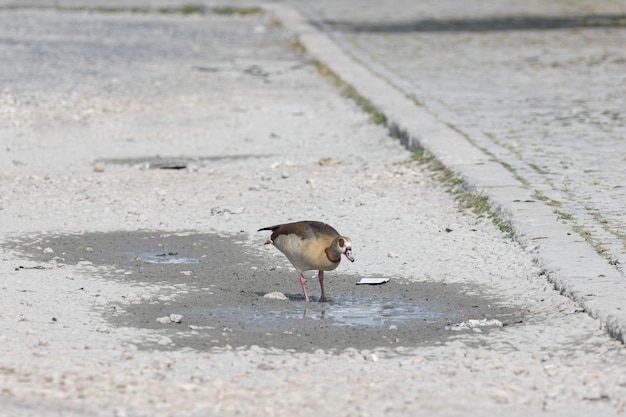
[[157, 336, 173, 345], [125, 292, 141, 301], [263, 291, 288, 300], [169, 314, 183, 323], [156, 316, 171, 324], [42, 247, 54, 254], [448, 318, 503, 331], [356, 278, 390, 285]]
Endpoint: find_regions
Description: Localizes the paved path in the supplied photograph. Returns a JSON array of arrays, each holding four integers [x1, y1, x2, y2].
[[1, 2, 626, 416], [292, 0, 626, 272], [277, 0, 626, 340]]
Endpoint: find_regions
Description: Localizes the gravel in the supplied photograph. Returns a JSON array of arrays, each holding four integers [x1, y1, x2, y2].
[[1, 3, 625, 416]]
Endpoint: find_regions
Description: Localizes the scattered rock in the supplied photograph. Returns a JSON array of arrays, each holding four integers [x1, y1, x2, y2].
[[157, 336, 173, 345], [156, 316, 172, 324], [93, 162, 106, 173], [42, 247, 54, 254], [319, 157, 341, 166], [448, 318, 503, 331], [124, 292, 141, 302], [264, 291, 288, 301], [169, 314, 183, 323], [387, 251, 398, 258]]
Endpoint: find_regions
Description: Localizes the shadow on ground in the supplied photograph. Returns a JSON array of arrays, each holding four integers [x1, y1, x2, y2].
[[321, 14, 626, 33]]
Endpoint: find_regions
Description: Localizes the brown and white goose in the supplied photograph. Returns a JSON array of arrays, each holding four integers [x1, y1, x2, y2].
[[258, 220, 354, 302]]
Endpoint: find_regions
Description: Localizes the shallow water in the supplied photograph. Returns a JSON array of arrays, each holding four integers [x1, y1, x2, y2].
[[9, 230, 521, 352]]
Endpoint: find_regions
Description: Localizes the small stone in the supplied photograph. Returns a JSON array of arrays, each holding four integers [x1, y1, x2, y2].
[[319, 157, 341, 166], [157, 336, 173, 345], [306, 178, 318, 184], [42, 247, 54, 254], [387, 251, 398, 258], [264, 291, 288, 301], [125, 292, 141, 301], [544, 364, 559, 377], [93, 162, 106, 173], [169, 314, 183, 323], [156, 316, 171, 324]]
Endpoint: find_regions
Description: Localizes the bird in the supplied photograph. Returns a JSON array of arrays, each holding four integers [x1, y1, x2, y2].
[[258, 220, 354, 302]]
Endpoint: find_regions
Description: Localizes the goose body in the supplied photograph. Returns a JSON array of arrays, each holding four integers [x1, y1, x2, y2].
[[258, 220, 354, 302]]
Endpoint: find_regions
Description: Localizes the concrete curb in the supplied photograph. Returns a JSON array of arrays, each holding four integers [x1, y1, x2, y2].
[[265, 2, 626, 343]]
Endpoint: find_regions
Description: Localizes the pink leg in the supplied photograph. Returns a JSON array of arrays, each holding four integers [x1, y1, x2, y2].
[[299, 273, 310, 303], [318, 270, 326, 302]]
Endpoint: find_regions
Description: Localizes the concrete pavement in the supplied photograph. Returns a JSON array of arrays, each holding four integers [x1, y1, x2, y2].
[[1, 1, 626, 416], [274, 0, 626, 341]]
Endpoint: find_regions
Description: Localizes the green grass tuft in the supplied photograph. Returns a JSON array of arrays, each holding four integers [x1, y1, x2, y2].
[[411, 150, 515, 238], [212, 6, 262, 16]]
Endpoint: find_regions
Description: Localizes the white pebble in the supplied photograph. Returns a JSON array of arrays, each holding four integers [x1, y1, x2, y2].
[[156, 316, 171, 324], [93, 162, 106, 173], [157, 336, 173, 345], [125, 292, 141, 301], [263, 291, 288, 301], [169, 314, 183, 323], [42, 247, 54, 254]]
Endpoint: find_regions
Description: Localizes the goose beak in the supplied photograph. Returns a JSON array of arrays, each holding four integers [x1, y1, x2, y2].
[[345, 249, 355, 262]]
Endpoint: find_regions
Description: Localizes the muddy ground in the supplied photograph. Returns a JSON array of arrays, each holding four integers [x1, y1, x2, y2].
[[10, 231, 518, 352]]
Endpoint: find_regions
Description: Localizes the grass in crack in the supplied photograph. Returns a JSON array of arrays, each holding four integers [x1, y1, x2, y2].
[[312, 59, 387, 126], [212, 6, 263, 16], [54, 5, 205, 15], [411, 150, 514, 238]]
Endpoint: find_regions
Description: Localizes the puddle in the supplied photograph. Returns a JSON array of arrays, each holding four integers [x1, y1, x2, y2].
[[325, 294, 444, 326], [8, 231, 521, 352], [95, 154, 272, 169], [213, 293, 451, 328], [129, 251, 204, 265], [179, 291, 449, 333]]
